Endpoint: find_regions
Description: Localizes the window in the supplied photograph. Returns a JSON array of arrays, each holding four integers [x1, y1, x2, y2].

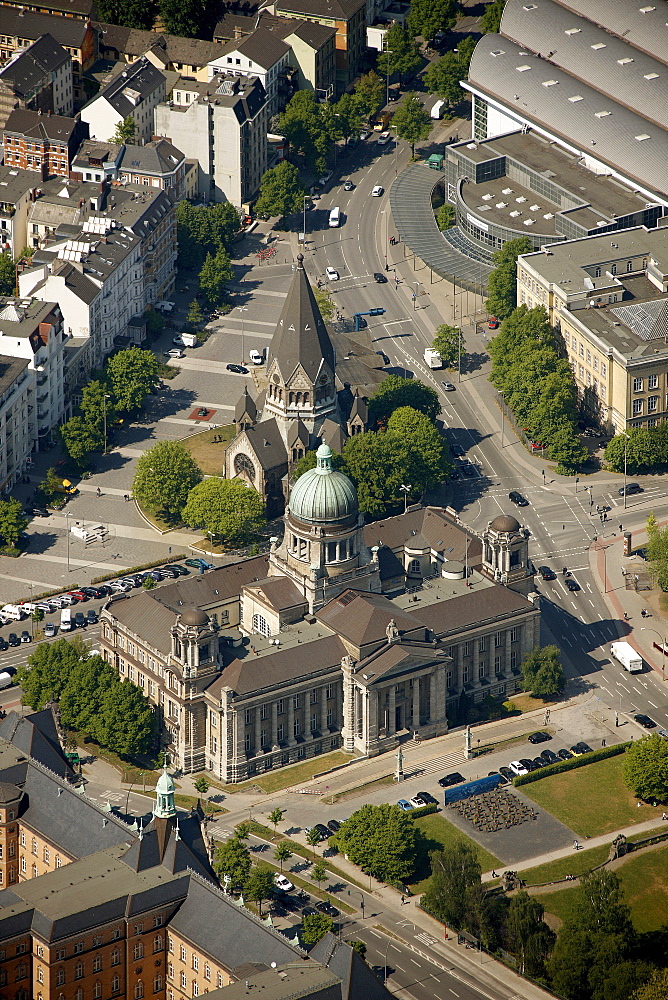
[[245, 733, 252, 752], [94, 984, 102, 999], [294, 717, 301, 736], [601, 363, 607, 377], [154, 977, 163, 993], [38, 968, 44, 983], [180, 945, 187, 962], [311, 713, 318, 732], [193, 983, 200, 997], [43, 846, 50, 863], [293, 695, 300, 709], [181, 972, 188, 988], [75, 962, 84, 980], [134, 942, 144, 960], [495, 632, 502, 647], [134, 982, 144, 999], [649, 374, 659, 389], [57, 970, 66, 986], [245, 709, 252, 726], [494, 655, 502, 674], [111, 949, 121, 966], [510, 627, 518, 642], [112, 976, 121, 995], [205, 964, 211, 980], [326, 684, 333, 699], [611, 264, 617, 275], [633, 399, 643, 415], [627, 260, 633, 272], [192, 955, 199, 972], [93, 956, 102, 972], [20, 857, 26, 873], [277, 698, 284, 714], [478, 662, 486, 679], [633, 377, 643, 392], [134, 922, 144, 935], [154, 935, 163, 952], [648, 396, 659, 412], [218, 974, 224, 988], [327, 707, 333, 726], [462, 641, 470, 656], [57, 949, 66, 961], [260, 704, 267, 720], [511, 651, 518, 668], [20, 831, 25, 847], [277, 724, 284, 742], [252, 613, 269, 637]]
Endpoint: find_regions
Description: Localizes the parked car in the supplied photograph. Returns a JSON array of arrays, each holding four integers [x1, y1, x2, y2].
[[415, 791, 438, 804], [488, 317, 499, 329], [226, 363, 249, 374], [59, 594, 75, 605], [359, 130, 371, 141], [165, 348, 185, 359], [30, 507, 49, 517], [20, 631, 31, 643], [531, 758, 545, 769], [657, 728, 668, 740], [528, 731, 551, 744], [96, 585, 112, 597], [373, 272, 388, 283], [634, 713, 656, 729], [499, 766, 516, 783], [519, 758, 539, 772], [397, 799, 413, 811], [35, 602, 54, 613], [313, 823, 330, 840], [326, 266, 340, 281], [160, 567, 179, 579], [327, 819, 341, 833], [274, 874, 294, 892], [451, 444, 465, 456], [302, 906, 318, 917], [74, 612, 87, 628], [317, 901, 339, 916], [619, 483, 642, 496], [81, 587, 103, 599], [508, 760, 528, 776], [570, 743, 592, 756], [145, 570, 163, 582], [68, 590, 88, 602], [438, 771, 465, 787], [410, 794, 429, 808], [185, 558, 213, 569], [539, 566, 556, 581], [7, 633, 19, 647], [540, 749, 560, 765], [461, 462, 476, 477], [372, 185, 384, 197], [509, 491, 529, 507], [565, 578, 580, 591], [171, 564, 190, 576], [86, 610, 98, 624], [44, 622, 57, 637], [557, 748, 573, 760]]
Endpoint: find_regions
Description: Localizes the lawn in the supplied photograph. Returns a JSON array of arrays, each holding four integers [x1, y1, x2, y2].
[[183, 424, 235, 477], [226, 750, 353, 794], [408, 813, 501, 893], [520, 754, 665, 837], [519, 844, 610, 886], [540, 843, 668, 932]]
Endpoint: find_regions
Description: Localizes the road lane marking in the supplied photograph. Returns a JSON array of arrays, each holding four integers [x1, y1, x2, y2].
[[370, 930, 382, 938], [410, 959, 421, 967], [391, 945, 402, 952], [648, 700, 658, 708]]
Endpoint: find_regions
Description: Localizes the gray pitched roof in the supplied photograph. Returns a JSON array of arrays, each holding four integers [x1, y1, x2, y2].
[[239, 418, 288, 472], [409, 585, 535, 637], [0, 708, 72, 779], [284, 19, 337, 47], [315, 591, 426, 651], [363, 506, 482, 566], [310, 935, 393, 1000], [212, 633, 347, 697], [95, 22, 225, 66], [267, 254, 334, 382], [91, 57, 165, 117], [0, 33, 69, 98], [3, 109, 81, 143], [222, 27, 291, 69], [119, 138, 185, 176], [104, 590, 177, 655], [0, 8, 90, 49], [275, 0, 365, 21]]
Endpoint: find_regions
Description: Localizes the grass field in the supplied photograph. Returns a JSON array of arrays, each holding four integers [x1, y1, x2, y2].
[[520, 844, 610, 886], [225, 750, 352, 794], [183, 425, 235, 476], [539, 843, 668, 932], [408, 813, 501, 893], [520, 755, 665, 837]]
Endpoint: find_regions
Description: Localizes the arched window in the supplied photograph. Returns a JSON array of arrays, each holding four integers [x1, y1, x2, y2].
[[252, 614, 270, 637], [134, 981, 144, 999], [153, 934, 163, 952], [75, 990, 83, 1000], [154, 976, 163, 993], [133, 941, 143, 960], [74, 963, 84, 981], [111, 948, 120, 966]]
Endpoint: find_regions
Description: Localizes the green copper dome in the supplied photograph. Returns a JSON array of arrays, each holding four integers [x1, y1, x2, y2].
[[290, 443, 358, 525]]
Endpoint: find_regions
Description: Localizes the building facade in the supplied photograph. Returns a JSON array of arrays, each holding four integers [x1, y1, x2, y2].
[[0, 9, 95, 106], [0, 32, 73, 128], [271, 0, 365, 93], [2, 108, 88, 179], [80, 57, 167, 145], [208, 28, 292, 117]]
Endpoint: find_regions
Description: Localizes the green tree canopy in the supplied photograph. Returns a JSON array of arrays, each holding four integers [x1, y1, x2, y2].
[[377, 24, 422, 82], [182, 477, 265, 543], [369, 374, 441, 424], [301, 912, 334, 945], [424, 50, 465, 106], [276, 92, 332, 172], [106, 346, 160, 412], [274, 842, 292, 871], [332, 92, 362, 143], [548, 421, 589, 473], [111, 115, 136, 145], [17, 636, 90, 709], [293, 447, 345, 480], [406, 0, 457, 40], [96, 0, 155, 27], [480, 0, 506, 33], [176, 200, 241, 270], [213, 836, 252, 889], [342, 431, 410, 517], [353, 70, 385, 119], [432, 323, 460, 368], [133, 440, 202, 520], [0, 251, 15, 296], [80, 379, 117, 432], [0, 498, 28, 547], [60, 416, 103, 466], [421, 841, 481, 929], [436, 204, 455, 231], [646, 513, 668, 591], [59, 655, 118, 745], [391, 92, 433, 156], [314, 286, 335, 322], [520, 645, 565, 699], [386, 406, 451, 492], [255, 161, 308, 221], [486, 237, 532, 320], [245, 868, 275, 915], [99, 678, 155, 755], [507, 891, 555, 978], [159, 0, 209, 36], [336, 803, 420, 883], [634, 969, 668, 1000], [622, 734, 668, 802], [199, 246, 233, 307]]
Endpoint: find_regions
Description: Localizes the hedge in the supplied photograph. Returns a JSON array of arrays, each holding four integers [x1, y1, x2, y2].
[[410, 802, 440, 819], [513, 742, 631, 786]]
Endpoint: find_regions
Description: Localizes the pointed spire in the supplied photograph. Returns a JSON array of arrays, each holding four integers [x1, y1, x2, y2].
[[175, 819, 181, 842], [266, 252, 335, 381]]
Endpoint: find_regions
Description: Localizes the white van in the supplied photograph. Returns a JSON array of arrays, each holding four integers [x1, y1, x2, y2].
[[249, 349, 265, 365], [1, 604, 26, 621], [329, 206, 341, 228]]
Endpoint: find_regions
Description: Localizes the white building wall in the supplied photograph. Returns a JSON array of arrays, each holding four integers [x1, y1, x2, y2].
[[0, 366, 36, 493], [154, 102, 212, 202], [52, 58, 74, 117]]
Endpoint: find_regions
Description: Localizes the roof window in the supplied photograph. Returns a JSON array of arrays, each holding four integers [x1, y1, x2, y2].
[[490, 49, 505, 57], [568, 95, 583, 102], [542, 79, 558, 87], [635, 133, 651, 141], [644, 72, 659, 79], [564, 27, 581, 34], [639, 6, 656, 12], [617, 57, 634, 65], [591, 42, 606, 50], [516, 64, 532, 72], [595, 110, 611, 117]]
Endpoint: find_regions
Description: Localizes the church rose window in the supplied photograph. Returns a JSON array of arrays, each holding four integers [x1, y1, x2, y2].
[[234, 453, 256, 480]]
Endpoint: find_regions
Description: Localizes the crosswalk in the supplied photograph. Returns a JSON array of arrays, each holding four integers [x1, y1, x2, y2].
[[415, 751, 467, 775]]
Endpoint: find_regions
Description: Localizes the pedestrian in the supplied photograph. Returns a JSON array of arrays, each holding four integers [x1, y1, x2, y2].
[[624, 611, 630, 621], [96, 487, 101, 497], [491, 869, 497, 878], [602, 739, 606, 748], [662, 812, 667, 821], [637, 801, 641, 808], [400, 895, 405, 905]]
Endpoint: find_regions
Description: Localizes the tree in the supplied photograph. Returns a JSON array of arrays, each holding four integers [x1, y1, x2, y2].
[[245, 868, 275, 915], [436, 204, 455, 230], [332, 93, 362, 144], [39, 466, 65, 503], [80, 379, 117, 433], [96, 0, 155, 27], [17, 636, 89, 709], [176, 200, 240, 271], [377, 25, 422, 82], [391, 93, 433, 157], [0, 498, 28, 547], [406, 0, 457, 40], [306, 827, 322, 858], [507, 891, 554, 977], [369, 374, 441, 423], [622, 734, 668, 802], [421, 842, 481, 929], [353, 70, 385, 119], [520, 645, 565, 698], [58, 655, 117, 744], [314, 287, 335, 323], [268, 807, 285, 838], [142, 575, 156, 590], [159, 0, 207, 36], [486, 238, 533, 320], [311, 862, 327, 890], [424, 50, 467, 106], [235, 821, 251, 841], [60, 416, 103, 466], [182, 477, 265, 544], [0, 251, 14, 296], [111, 115, 136, 145], [301, 912, 334, 945], [255, 161, 307, 222], [336, 803, 420, 883], [186, 299, 204, 330], [350, 940, 367, 960], [480, 0, 506, 33], [343, 431, 412, 517], [133, 441, 202, 520], [386, 407, 451, 493], [199, 246, 233, 307], [635, 969, 668, 1000], [548, 421, 588, 473], [194, 776, 210, 797], [214, 836, 252, 889], [99, 677, 155, 755], [432, 324, 460, 368], [106, 346, 160, 412], [604, 426, 664, 475], [274, 842, 292, 872], [646, 513, 668, 591]]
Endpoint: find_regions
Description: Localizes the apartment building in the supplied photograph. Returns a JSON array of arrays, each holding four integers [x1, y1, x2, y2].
[[208, 28, 292, 117], [104, 185, 177, 304], [2, 108, 88, 179], [118, 138, 186, 202], [0, 165, 36, 258], [80, 57, 167, 145], [154, 74, 268, 208], [0, 352, 34, 493], [517, 226, 668, 434], [270, 0, 365, 93], [70, 137, 124, 183], [0, 8, 95, 105], [95, 22, 224, 81], [0, 33, 73, 129], [0, 294, 64, 452]]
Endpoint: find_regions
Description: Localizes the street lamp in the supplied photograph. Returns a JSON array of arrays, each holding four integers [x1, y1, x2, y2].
[[65, 510, 71, 572], [413, 282, 419, 310], [346, 888, 365, 918], [641, 627, 667, 681], [399, 483, 411, 512], [381, 210, 389, 271], [103, 393, 111, 454], [238, 306, 248, 365]]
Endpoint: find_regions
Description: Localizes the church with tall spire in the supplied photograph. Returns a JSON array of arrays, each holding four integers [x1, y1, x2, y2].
[[225, 254, 368, 513]]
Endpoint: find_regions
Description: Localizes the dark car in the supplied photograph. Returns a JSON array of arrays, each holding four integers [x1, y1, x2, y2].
[[160, 566, 179, 579], [313, 823, 331, 840], [302, 907, 318, 918], [509, 491, 529, 507], [565, 578, 580, 591], [540, 749, 560, 765], [171, 564, 190, 576], [539, 566, 556, 580], [532, 758, 546, 770], [30, 507, 50, 517], [570, 742, 592, 756], [634, 713, 656, 729], [125, 574, 144, 587], [461, 462, 476, 477], [317, 900, 339, 916], [20, 631, 31, 643], [96, 584, 112, 597], [0, 637, 7, 650], [146, 569, 163, 582], [226, 363, 249, 374], [557, 748, 573, 761], [376, 350, 390, 365], [619, 482, 642, 496], [74, 612, 87, 628], [528, 731, 551, 744], [81, 587, 103, 599], [327, 819, 341, 834], [451, 444, 465, 456], [489, 770, 507, 785], [86, 609, 98, 624], [415, 791, 438, 805], [519, 758, 538, 772], [185, 558, 213, 569], [373, 272, 388, 283], [8, 633, 20, 647], [438, 771, 465, 787], [499, 766, 516, 783]]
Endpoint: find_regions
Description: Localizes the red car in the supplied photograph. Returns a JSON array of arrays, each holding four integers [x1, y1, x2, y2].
[[68, 590, 87, 602], [488, 316, 499, 329]]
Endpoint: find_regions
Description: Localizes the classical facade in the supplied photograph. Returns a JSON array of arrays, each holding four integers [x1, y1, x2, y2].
[[101, 448, 540, 781]]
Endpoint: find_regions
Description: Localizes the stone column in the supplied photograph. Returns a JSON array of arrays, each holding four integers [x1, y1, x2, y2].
[[360, 689, 369, 751], [429, 672, 437, 723], [412, 676, 420, 728], [368, 689, 379, 748], [504, 629, 513, 677], [287, 694, 295, 745], [388, 685, 396, 736], [320, 686, 328, 732], [472, 638, 480, 687], [271, 700, 278, 747]]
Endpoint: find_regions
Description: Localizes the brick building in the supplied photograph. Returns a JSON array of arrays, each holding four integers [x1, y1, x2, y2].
[[2, 107, 88, 179]]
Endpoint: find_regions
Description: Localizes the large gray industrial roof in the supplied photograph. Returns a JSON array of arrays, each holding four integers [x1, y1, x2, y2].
[[500, 0, 668, 130], [466, 34, 668, 202], [553, 0, 668, 64]]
